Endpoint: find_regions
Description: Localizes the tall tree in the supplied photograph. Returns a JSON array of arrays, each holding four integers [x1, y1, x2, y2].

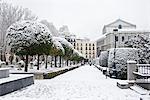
[[6, 21, 52, 72]]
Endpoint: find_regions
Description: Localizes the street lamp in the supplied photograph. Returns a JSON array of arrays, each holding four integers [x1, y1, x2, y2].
[[113, 29, 118, 77]]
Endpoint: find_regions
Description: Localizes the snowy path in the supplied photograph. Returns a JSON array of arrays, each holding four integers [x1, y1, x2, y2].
[[1, 65, 149, 100]]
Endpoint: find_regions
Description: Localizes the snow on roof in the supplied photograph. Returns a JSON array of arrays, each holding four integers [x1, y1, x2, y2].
[[118, 29, 150, 33], [96, 35, 106, 41]]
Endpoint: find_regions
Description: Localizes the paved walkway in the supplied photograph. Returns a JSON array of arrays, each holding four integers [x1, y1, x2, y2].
[[1, 65, 149, 100]]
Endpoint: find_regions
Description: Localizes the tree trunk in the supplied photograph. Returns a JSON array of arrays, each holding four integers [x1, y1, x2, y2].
[[51, 56, 53, 67], [45, 55, 48, 69], [25, 54, 28, 72], [54, 56, 57, 67], [37, 54, 40, 70], [59, 56, 62, 67], [66, 60, 69, 66]]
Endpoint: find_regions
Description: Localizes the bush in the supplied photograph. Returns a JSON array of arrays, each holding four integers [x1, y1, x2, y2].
[[99, 51, 108, 67], [108, 48, 138, 79]]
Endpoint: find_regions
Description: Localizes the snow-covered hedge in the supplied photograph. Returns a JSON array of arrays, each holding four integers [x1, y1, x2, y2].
[[108, 48, 138, 79], [108, 48, 138, 70], [99, 51, 108, 67]]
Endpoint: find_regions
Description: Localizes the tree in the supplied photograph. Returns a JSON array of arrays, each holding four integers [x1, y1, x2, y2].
[[51, 38, 64, 67], [53, 37, 74, 66], [125, 34, 150, 64], [0, 2, 37, 48], [6, 21, 52, 72]]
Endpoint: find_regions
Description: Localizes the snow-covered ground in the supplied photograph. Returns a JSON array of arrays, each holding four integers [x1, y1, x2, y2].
[[1, 65, 150, 100]]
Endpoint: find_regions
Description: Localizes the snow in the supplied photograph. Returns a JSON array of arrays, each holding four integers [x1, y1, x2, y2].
[[0, 74, 33, 84], [1, 65, 149, 100], [108, 48, 138, 71], [127, 60, 137, 64], [99, 51, 108, 67], [6, 20, 52, 49], [73, 49, 84, 58], [51, 37, 65, 53], [53, 37, 74, 49]]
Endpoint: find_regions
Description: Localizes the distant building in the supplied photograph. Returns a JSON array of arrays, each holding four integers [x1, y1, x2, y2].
[[58, 25, 97, 60], [102, 19, 136, 34], [75, 38, 96, 60], [96, 19, 150, 57]]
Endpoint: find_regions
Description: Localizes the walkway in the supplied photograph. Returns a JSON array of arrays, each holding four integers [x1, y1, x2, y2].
[[1, 65, 149, 100]]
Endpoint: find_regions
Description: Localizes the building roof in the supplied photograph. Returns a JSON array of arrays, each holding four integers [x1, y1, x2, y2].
[[104, 19, 136, 27]]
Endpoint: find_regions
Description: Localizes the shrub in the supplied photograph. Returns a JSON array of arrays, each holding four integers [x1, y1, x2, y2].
[[99, 51, 108, 67], [108, 48, 138, 79]]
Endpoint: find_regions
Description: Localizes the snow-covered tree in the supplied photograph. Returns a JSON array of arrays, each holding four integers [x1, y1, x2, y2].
[[108, 48, 138, 79], [53, 37, 74, 66], [6, 20, 52, 72], [0, 2, 37, 47], [125, 34, 150, 64]]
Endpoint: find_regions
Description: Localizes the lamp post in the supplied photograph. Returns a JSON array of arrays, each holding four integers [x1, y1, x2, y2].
[[113, 29, 118, 77]]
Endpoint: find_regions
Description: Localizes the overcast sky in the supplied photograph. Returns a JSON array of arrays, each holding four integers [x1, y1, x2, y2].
[[5, 0, 150, 40]]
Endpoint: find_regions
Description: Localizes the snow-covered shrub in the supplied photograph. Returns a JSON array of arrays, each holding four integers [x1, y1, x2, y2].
[[108, 48, 138, 79], [125, 34, 150, 64], [99, 51, 108, 67]]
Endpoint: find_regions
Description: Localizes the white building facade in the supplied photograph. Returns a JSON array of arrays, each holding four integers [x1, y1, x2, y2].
[[75, 38, 96, 60], [96, 19, 150, 57]]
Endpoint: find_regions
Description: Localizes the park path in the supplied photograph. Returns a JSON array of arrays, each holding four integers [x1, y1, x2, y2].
[[1, 65, 145, 100]]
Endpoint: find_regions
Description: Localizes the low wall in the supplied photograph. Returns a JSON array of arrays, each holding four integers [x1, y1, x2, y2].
[[0, 74, 34, 96], [136, 83, 150, 90], [0, 68, 9, 78], [44, 66, 79, 79]]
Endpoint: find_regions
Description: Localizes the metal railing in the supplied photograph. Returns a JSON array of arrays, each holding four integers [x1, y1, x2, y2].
[[136, 64, 150, 75]]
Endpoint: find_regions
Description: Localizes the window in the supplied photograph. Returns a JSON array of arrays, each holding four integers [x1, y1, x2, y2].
[[118, 25, 122, 29], [86, 55, 87, 58], [77, 47, 79, 50], [77, 43, 78, 46], [93, 47, 95, 50], [86, 47, 87, 50], [81, 43, 82, 46], [93, 44, 95, 46], [89, 43, 91, 46], [81, 47, 82, 50], [115, 36, 118, 41], [122, 36, 124, 42], [86, 43, 87, 46], [89, 47, 91, 50]]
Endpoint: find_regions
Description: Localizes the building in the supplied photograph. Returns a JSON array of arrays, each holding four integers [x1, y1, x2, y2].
[[58, 25, 97, 60], [102, 19, 136, 34], [96, 19, 150, 57], [75, 38, 96, 60]]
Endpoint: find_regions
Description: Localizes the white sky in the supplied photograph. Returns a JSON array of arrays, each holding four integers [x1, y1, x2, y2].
[[4, 0, 150, 40]]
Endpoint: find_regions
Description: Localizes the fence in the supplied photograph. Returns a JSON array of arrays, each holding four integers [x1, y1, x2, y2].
[[127, 61, 150, 83]]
